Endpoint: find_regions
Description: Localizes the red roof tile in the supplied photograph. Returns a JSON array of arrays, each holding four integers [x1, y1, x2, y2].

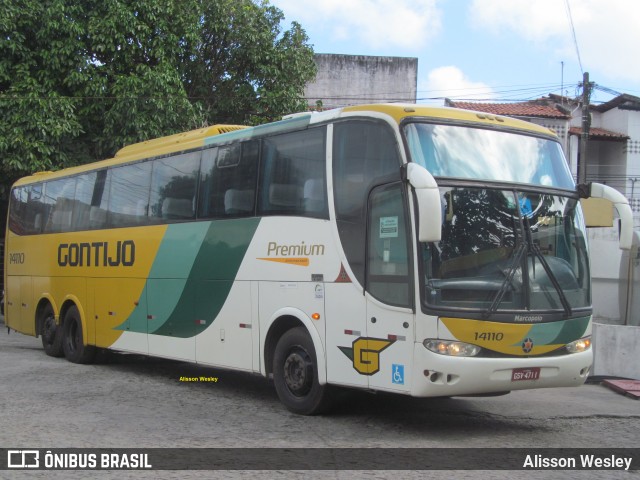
[[568, 126, 629, 141], [448, 101, 570, 119]]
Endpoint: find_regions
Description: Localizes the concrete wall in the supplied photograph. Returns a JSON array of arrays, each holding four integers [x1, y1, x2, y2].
[[304, 54, 418, 109], [590, 228, 640, 379], [592, 323, 640, 378], [589, 227, 626, 324]]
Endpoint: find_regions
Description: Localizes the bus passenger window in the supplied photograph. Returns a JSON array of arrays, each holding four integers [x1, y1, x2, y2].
[[150, 152, 200, 223], [72, 172, 97, 231], [8, 184, 44, 235], [87, 170, 110, 230], [44, 178, 76, 233], [108, 162, 152, 228], [258, 126, 327, 217], [198, 141, 258, 219]]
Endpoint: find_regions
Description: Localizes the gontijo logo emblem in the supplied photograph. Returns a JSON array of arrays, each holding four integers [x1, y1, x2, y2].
[[338, 337, 395, 375]]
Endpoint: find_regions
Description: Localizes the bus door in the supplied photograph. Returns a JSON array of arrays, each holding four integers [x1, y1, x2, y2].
[[364, 183, 414, 392]]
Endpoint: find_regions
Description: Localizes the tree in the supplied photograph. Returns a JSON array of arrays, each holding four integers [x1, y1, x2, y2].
[[183, 0, 316, 124], [0, 0, 315, 183]]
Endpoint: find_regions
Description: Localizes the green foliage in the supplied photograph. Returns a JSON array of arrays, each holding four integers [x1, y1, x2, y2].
[[0, 0, 316, 182]]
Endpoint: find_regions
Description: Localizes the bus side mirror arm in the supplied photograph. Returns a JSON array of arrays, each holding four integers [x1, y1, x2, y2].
[[405, 163, 442, 243], [579, 182, 633, 250]]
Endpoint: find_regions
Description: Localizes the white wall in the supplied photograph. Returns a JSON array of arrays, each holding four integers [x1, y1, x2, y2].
[[589, 228, 640, 378], [588, 227, 625, 324], [592, 323, 640, 378], [304, 54, 418, 109]]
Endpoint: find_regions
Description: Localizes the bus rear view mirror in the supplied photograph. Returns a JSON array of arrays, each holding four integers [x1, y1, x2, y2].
[[406, 163, 442, 243], [580, 182, 633, 250]]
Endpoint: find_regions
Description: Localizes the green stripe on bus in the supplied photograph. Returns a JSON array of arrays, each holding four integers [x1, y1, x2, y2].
[[509, 316, 590, 347], [117, 217, 260, 337], [546, 316, 590, 344]]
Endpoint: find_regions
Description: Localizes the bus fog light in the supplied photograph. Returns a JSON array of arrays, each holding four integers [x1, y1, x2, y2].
[[423, 339, 481, 357], [566, 336, 591, 353]]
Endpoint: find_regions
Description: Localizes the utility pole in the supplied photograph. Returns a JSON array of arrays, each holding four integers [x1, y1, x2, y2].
[[578, 71, 591, 184]]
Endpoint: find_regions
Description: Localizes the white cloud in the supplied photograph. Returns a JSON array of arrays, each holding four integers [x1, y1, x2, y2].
[[271, 0, 442, 51], [421, 66, 495, 103], [468, 0, 640, 84]]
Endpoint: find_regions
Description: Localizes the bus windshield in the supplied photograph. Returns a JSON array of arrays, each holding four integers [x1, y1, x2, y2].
[[420, 186, 590, 315], [404, 122, 575, 189], [404, 121, 589, 316]]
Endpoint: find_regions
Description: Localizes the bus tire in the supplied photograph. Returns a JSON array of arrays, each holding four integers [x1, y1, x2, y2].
[[62, 306, 95, 364], [273, 327, 331, 415], [41, 304, 64, 357]]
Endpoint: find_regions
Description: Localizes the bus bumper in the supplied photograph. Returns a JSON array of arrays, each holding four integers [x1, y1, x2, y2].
[[410, 342, 593, 397]]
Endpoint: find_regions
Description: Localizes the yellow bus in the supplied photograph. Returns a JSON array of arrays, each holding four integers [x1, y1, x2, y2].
[[4, 104, 632, 414]]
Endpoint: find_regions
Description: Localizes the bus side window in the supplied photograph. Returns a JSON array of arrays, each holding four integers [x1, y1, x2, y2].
[[198, 147, 220, 218], [333, 120, 402, 286], [44, 179, 76, 234], [198, 141, 258, 219], [8, 185, 44, 235], [367, 183, 411, 307], [228, 140, 258, 217], [72, 172, 97, 231], [150, 152, 200, 223], [258, 126, 327, 218], [108, 162, 152, 228], [89, 170, 110, 230]]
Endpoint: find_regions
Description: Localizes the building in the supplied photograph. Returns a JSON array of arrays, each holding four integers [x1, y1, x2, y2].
[[304, 54, 418, 109]]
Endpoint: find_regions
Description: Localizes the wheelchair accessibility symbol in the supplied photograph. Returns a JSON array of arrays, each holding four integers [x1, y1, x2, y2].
[[392, 364, 404, 385]]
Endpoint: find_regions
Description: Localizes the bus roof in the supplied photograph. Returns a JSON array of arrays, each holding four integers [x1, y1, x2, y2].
[[12, 124, 248, 186], [114, 124, 248, 160], [12, 104, 557, 187], [340, 103, 557, 137]]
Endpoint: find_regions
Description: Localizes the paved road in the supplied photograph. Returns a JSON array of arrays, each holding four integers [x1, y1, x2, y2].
[[1, 316, 638, 479]]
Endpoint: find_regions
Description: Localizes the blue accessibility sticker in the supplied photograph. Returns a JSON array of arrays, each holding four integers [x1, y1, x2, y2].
[[392, 364, 404, 385]]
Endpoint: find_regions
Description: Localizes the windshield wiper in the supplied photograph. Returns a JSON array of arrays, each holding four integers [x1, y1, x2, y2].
[[483, 242, 527, 317], [530, 242, 573, 318]]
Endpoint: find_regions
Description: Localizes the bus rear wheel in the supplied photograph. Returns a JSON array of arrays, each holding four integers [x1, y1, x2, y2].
[[41, 304, 63, 357], [62, 306, 95, 364], [273, 327, 331, 415]]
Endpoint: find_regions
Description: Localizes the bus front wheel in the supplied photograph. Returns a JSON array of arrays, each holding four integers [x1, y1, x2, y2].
[[273, 327, 331, 415], [62, 306, 95, 364], [41, 304, 63, 358]]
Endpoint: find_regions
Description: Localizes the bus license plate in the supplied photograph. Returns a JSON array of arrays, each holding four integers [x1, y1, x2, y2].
[[511, 367, 541, 382]]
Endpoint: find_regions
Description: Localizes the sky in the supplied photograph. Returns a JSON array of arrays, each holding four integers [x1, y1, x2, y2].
[[268, 0, 640, 105]]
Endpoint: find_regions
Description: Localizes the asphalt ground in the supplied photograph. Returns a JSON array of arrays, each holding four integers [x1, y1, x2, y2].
[[1, 314, 638, 480]]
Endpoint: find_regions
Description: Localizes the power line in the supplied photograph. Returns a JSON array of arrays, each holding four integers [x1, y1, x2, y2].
[[564, 0, 584, 75]]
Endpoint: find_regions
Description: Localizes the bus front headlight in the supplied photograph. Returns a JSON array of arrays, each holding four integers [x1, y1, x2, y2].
[[423, 339, 481, 357], [565, 336, 591, 353]]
